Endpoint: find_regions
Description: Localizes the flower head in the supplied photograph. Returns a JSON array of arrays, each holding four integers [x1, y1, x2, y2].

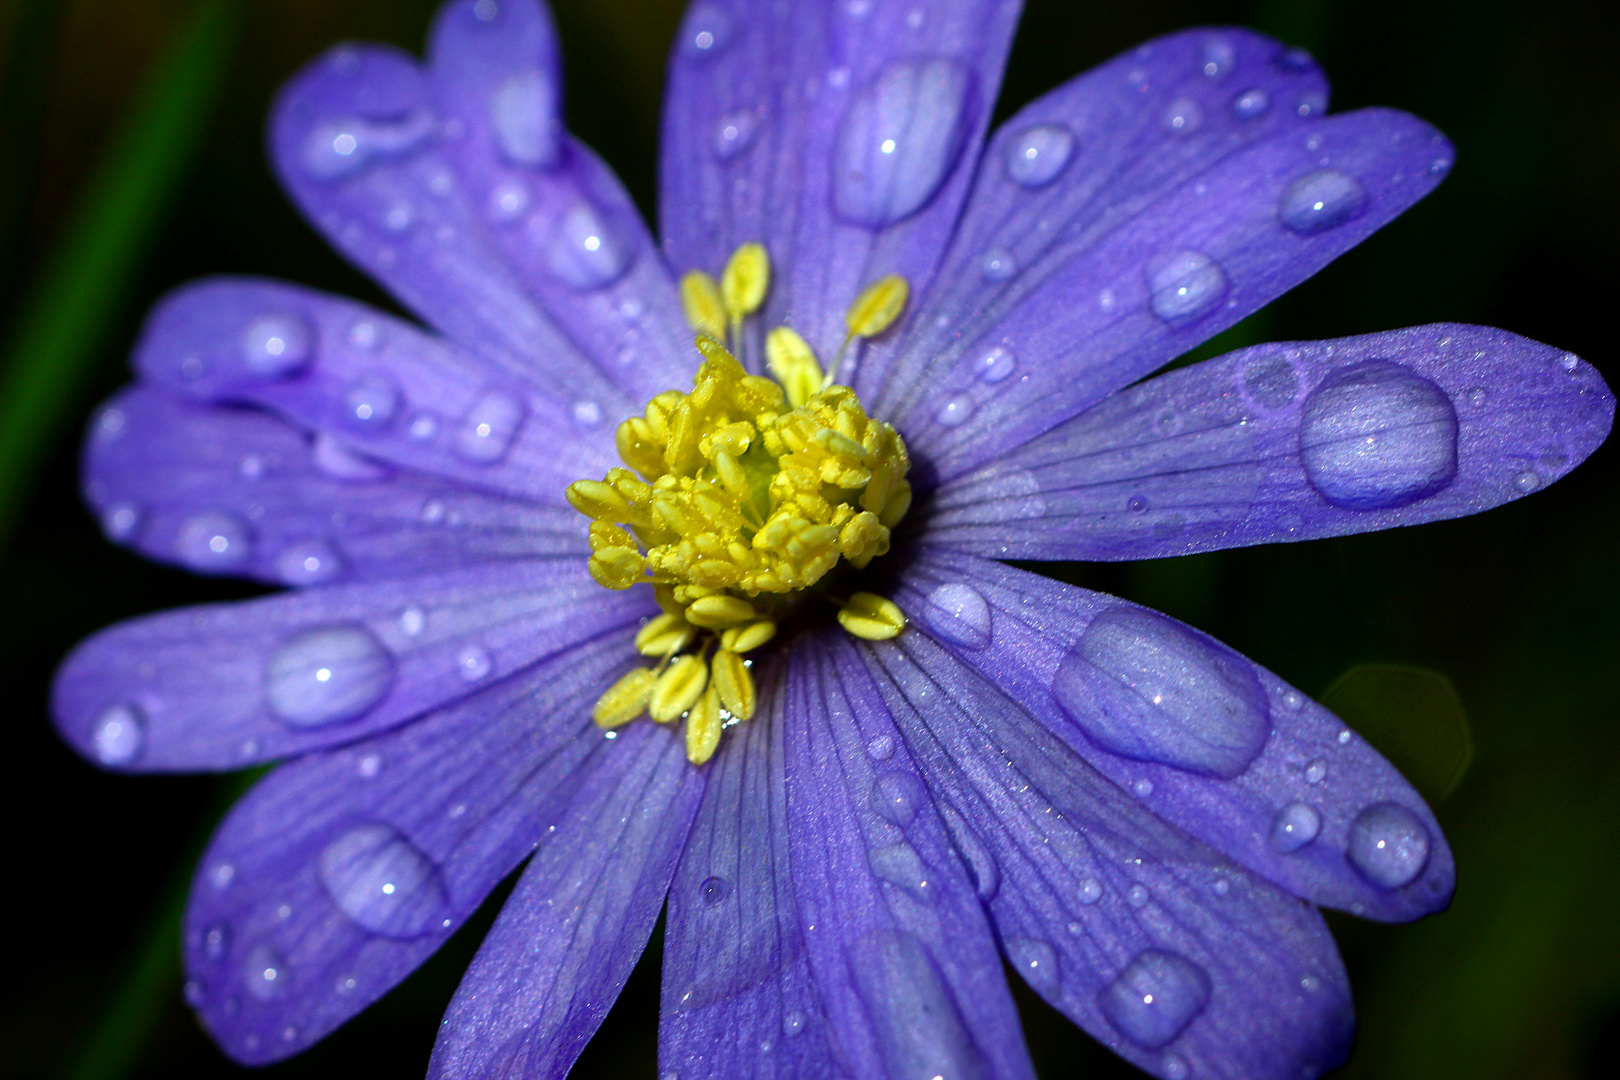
[[52, 2, 1613, 1079]]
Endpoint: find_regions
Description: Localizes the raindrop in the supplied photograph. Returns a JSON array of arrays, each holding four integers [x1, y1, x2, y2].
[[934, 395, 975, 427], [211, 863, 236, 890], [383, 202, 412, 232], [318, 823, 450, 938], [408, 414, 439, 442], [1007, 938, 1061, 996], [275, 540, 344, 586], [1296, 90, 1327, 117], [867, 733, 896, 760], [238, 454, 265, 480], [1514, 471, 1540, 493], [1127, 495, 1149, 514], [1133, 778, 1155, 798], [101, 502, 141, 541], [176, 511, 252, 573], [1077, 878, 1103, 905], [240, 315, 313, 378], [871, 771, 927, 826], [244, 944, 286, 1001], [1271, 802, 1322, 852], [490, 70, 559, 168], [1466, 386, 1487, 407], [833, 58, 971, 228], [923, 582, 992, 649], [573, 400, 602, 429], [455, 391, 525, 463], [783, 1010, 808, 1036], [265, 624, 396, 728], [981, 248, 1017, 281], [1281, 689, 1305, 710], [456, 643, 493, 682], [714, 109, 760, 160], [1428, 156, 1452, 176], [343, 375, 401, 431], [489, 181, 529, 222], [1165, 1053, 1190, 1080], [545, 202, 631, 289], [399, 606, 425, 637], [1147, 250, 1229, 325], [1098, 950, 1212, 1049], [204, 924, 229, 959], [313, 433, 389, 481], [1559, 352, 1579, 373], [1299, 361, 1458, 509], [868, 842, 931, 900], [700, 875, 728, 906], [1304, 759, 1327, 784], [1278, 169, 1367, 235], [974, 346, 1016, 383], [1231, 87, 1270, 119], [1127, 884, 1150, 907], [90, 703, 145, 766], [1337, 728, 1352, 744], [1201, 38, 1236, 77], [682, 4, 733, 57], [1347, 802, 1431, 888], [1004, 123, 1075, 188], [348, 320, 381, 350], [1163, 97, 1202, 133]]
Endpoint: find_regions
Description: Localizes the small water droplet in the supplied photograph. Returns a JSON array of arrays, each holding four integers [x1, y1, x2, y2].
[[313, 433, 389, 481], [700, 875, 728, 906], [1428, 156, 1452, 175], [923, 582, 992, 649], [101, 502, 141, 541], [1098, 950, 1212, 1049], [1304, 759, 1327, 784], [1271, 802, 1323, 852], [490, 69, 559, 168], [714, 108, 761, 160], [240, 315, 313, 378], [211, 863, 236, 890], [934, 395, 975, 427], [183, 980, 204, 1006], [1133, 778, 1155, 798], [871, 771, 928, 826], [682, 4, 733, 57], [1077, 878, 1103, 905], [456, 643, 493, 682], [1300, 361, 1459, 510], [472, 0, 498, 21], [1201, 37, 1235, 76], [1514, 470, 1540, 493], [1278, 169, 1368, 235], [1127, 495, 1149, 514], [343, 375, 401, 431], [455, 391, 525, 463], [1347, 802, 1431, 888], [1337, 728, 1353, 744], [1164, 1052, 1190, 1079], [1212, 877, 1230, 895], [545, 202, 630, 289], [981, 248, 1017, 281], [399, 606, 425, 637], [176, 511, 252, 573], [1004, 123, 1075, 187], [1465, 386, 1487, 407], [358, 753, 381, 777], [1282, 689, 1304, 710], [488, 181, 530, 223], [1163, 97, 1202, 133], [244, 944, 285, 1001], [265, 625, 395, 728], [204, 923, 229, 959], [974, 346, 1016, 383], [833, 58, 972, 228], [1127, 884, 1150, 907], [1007, 937, 1061, 996], [1296, 90, 1327, 117], [319, 823, 450, 938], [783, 1009, 808, 1036], [867, 733, 896, 760], [1231, 87, 1270, 119], [421, 499, 446, 524], [1147, 250, 1229, 325]]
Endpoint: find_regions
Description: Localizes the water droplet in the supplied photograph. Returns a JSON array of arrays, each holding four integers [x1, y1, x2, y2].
[[472, 0, 498, 21], [244, 944, 286, 1000], [1278, 169, 1368, 235], [1212, 877, 1230, 895], [456, 643, 493, 682], [867, 733, 896, 760], [488, 181, 530, 222], [1098, 950, 1212, 1049], [399, 606, 425, 637], [265, 624, 395, 728], [490, 70, 559, 168], [974, 346, 1016, 383], [783, 1009, 808, 1036], [714, 108, 761, 160], [699, 875, 728, 906], [1077, 878, 1103, 905], [1165, 1052, 1190, 1079], [1133, 778, 1155, 798], [1300, 361, 1459, 509], [1163, 97, 1203, 133], [176, 511, 252, 572], [421, 499, 447, 524], [1054, 606, 1270, 778], [240, 315, 313, 378], [1004, 123, 1075, 188], [1347, 802, 1431, 888], [868, 842, 931, 900], [210, 863, 235, 890], [1428, 156, 1452, 176], [1127, 495, 1148, 514], [358, 753, 381, 777], [871, 772, 928, 826], [545, 202, 631, 289], [90, 703, 145, 766], [281, 1026, 298, 1043], [319, 823, 450, 938], [1337, 728, 1352, 744], [101, 502, 141, 541], [204, 924, 229, 959], [1271, 802, 1322, 852], [1514, 470, 1540, 493], [1231, 87, 1271, 119], [313, 433, 389, 481], [1244, 355, 1299, 408], [682, 4, 733, 57], [455, 391, 525, 463], [833, 58, 971, 228], [1282, 689, 1305, 710], [1296, 90, 1327, 117], [923, 582, 992, 649], [184, 980, 203, 1006], [274, 540, 343, 586], [1147, 250, 1229, 325], [383, 201, 413, 232], [1127, 884, 1150, 907], [981, 248, 1017, 281], [1466, 386, 1487, 407], [1201, 37, 1236, 76], [1007, 937, 1061, 996], [1304, 759, 1327, 784], [934, 395, 975, 427], [343, 375, 401, 431]]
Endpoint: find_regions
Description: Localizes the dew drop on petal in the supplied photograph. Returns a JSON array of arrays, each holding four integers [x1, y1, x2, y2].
[[1163, 97, 1202, 133], [343, 375, 401, 431], [90, 702, 145, 766], [1231, 87, 1270, 119], [1304, 759, 1327, 784], [318, 823, 450, 938], [240, 315, 313, 378], [1098, 950, 1212, 1049], [871, 771, 927, 826], [265, 624, 395, 728], [1296, 90, 1327, 117], [101, 502, 141, 541], [399, 606, 425, 637], [682, 3, 733, 57], [981, 248, 1017, 281], [922, 582, 992, 649], [1300, 361, 1459, 510], [275, 540, 344, 586], [1514, 471, 1540, 493], [1147, 250, 1229, 325], [782, 1010, 808, 1036], [490, 70, 559, 168], [974, 346, 1016, 384], [1004, 123, 1074, 187], [1347, 802, 1430, 888], [833, 58, 971, 229], [867, 733, 895, 760], [455, 643, 493, 682], [934, 395, 975, 428], [699, 875, 728, 906], [176, 511, 252, 572], [713, 108, 761, 160], [1271, 802, 1323, 852], [455, 391, 525, 463], [1077, 878, 1103, 905], [1127, 884, 1150, 907], [1278, 169, 1368, 235], [243, 944, 286, 1001], [1201, 37, 1236, 77], [545, 202, 631, 289], [1007, 937, 1061, 996]]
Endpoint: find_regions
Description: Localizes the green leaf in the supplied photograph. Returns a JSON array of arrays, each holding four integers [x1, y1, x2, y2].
[[1321, 663, 1474, 803]]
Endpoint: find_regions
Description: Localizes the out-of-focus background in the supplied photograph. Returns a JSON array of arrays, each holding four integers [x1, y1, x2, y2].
[[1, 0, 1615, 1077]]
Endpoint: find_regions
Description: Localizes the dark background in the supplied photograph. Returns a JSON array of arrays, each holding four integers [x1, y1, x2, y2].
[[1, 0, 1616, 1077]]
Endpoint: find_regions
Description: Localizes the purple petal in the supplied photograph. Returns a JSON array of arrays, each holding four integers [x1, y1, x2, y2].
[[660, 663, 840, 1078], [83, 386, 586, 585], [133, 278, 622, 503], [918, 325, 1614, 559], [53, 558, 653, 771], [426, 0, 692, 395], [268, 42, 687, 403], [861, 28, 1329, 407], [882, 106, 1452, 482], [659, 0, 1022, 366], [426, 720, 703, 1080], [785, 634, 1038, 1080], [858, 630, 1353, 1080], [182, 630, 641, 1064], [892, 551, 1454, 922]]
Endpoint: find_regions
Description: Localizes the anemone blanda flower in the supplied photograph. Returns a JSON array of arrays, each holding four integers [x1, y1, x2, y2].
[[51, 0, 1614, 1077]]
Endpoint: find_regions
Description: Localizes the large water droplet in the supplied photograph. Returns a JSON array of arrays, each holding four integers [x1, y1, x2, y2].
[[90, 702, 145, 766], [1077, 878, 1103, 905], [240, 315, 313, 378], [682, 4, 733, 57], [318, 823, 450, 938], [922, 582, 992, 649], [714, 108, 760, 160], [1007, 937, 1061, 996], [867, 842, 931, 901], [244, 944, 286, 1001], [871, 771, 928, 826], [974, 346, 1016, 384], [177, 511, 252, 573], [833, 58, 971, 229], [1278, 169, 1368, 235], [275, 540, 344, 586], [1346, 802, 1430, 888], [1299, 361, 1459, 510], [265, 624, 395, 728], [1053, 606, 1270, 777], [934, 395, 975, 427], [455, 391, 525, 463], [490, 70, 559, 168], [1004, 123, 1074, 188], [1271, 802, 1323, 852], [1147, 250, 1229, 325], [343, 375, 401, 431], [545, 202, 631, 289], [1098, 949, 1212, 1049], [852, 930, 987, 1079]]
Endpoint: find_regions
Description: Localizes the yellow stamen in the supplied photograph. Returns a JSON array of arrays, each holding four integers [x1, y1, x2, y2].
[[721, 242, 770, 321], [721, 620, 776, 653], [846, 274, 909, 338], [650, 653, 709, 723], [680, 270, 727, 341], [686, 594, 757, 628], [635, 612, 694, 657], [766, 326, 825, 408], [686, 684, 723, 764], [711, 649, 756, 720], [837, 592, 907, 640], [593, 667, 656, 728]]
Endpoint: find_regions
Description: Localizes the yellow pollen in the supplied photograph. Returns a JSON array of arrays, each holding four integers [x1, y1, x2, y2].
[[577, 247, 912, 764]]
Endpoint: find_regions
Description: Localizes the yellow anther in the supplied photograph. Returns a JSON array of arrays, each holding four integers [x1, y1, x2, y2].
[[680, 270, 727, 341], [879, 481, 912, 529], [588, 519, 636, 553], [765, 326, 825, 409], [837, 592, 907, 640], [813, 427, 867, 460], [846, 274, 909, 338], [721, 620, 776, 653], [686, 594, 757, 628], [635, 613, 694, 657], [594, 667, 655, 728], [721, 242, 770, 320], [589, 546, 646, 589], [711, 649, 756, 720], [567, 479, 631, 521], [650, 654, 709, 723], [686, 685, 723, 764]]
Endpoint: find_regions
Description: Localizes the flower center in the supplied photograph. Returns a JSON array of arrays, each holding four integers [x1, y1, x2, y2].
[[567, 244, 913, 764]]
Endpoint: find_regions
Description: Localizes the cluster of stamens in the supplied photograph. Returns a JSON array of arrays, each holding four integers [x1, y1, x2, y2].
[[568, 243, 913, 764]]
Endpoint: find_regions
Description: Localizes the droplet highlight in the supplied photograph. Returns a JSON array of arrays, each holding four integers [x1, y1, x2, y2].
[[922, 582, 992, 649], [1147, 250, 1229, 325], [90, 703, 145, 766], [833, 58, 972, 229], [176, 511, 252, 573], [318, 823, 450, 938], [240, 315, 313, 378], [1347, 802, 1430, 888], [1007, 937, 1061, 996], [1098, 950, 1212, 1049], [455, 391, 525, 463], [1271, 802, 1323, 852], [265, 624, 395, 728], [1300, 361, 1459, 510], [1004, 123, 1074, 188], [1278, 169, 1368, 235], [871, 771, 928, 826]]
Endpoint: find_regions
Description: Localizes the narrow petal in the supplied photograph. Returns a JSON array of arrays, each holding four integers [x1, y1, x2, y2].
[[83, 387, 585, 586], [892, 551, 1454, 922], [918, 325, 1614, 559], [132, 278, 621, 504], [784, 634, 1037, 1080], [267, 42, 684, 404], [427, 0, 692, 397], [659, 0, 1022, 366], [660, 663, 840, 1079], [53, 559, 653, 771], [886, 107, 1453, 482], [861, 28, 1329, 407], [858, 629, 1354, 1080], [426, 720, 703, 1080], [182, 630, 640, 1064]]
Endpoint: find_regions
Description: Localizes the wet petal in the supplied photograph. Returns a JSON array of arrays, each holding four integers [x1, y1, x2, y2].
[[919, 325, 1614, 559], [891, 552, 1454, 921], [52, 559, 653, 770], [426, 720, 703, 1079]]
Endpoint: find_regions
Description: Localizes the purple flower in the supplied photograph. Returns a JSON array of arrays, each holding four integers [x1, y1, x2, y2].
[[51, 1, 1614, 1078]]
